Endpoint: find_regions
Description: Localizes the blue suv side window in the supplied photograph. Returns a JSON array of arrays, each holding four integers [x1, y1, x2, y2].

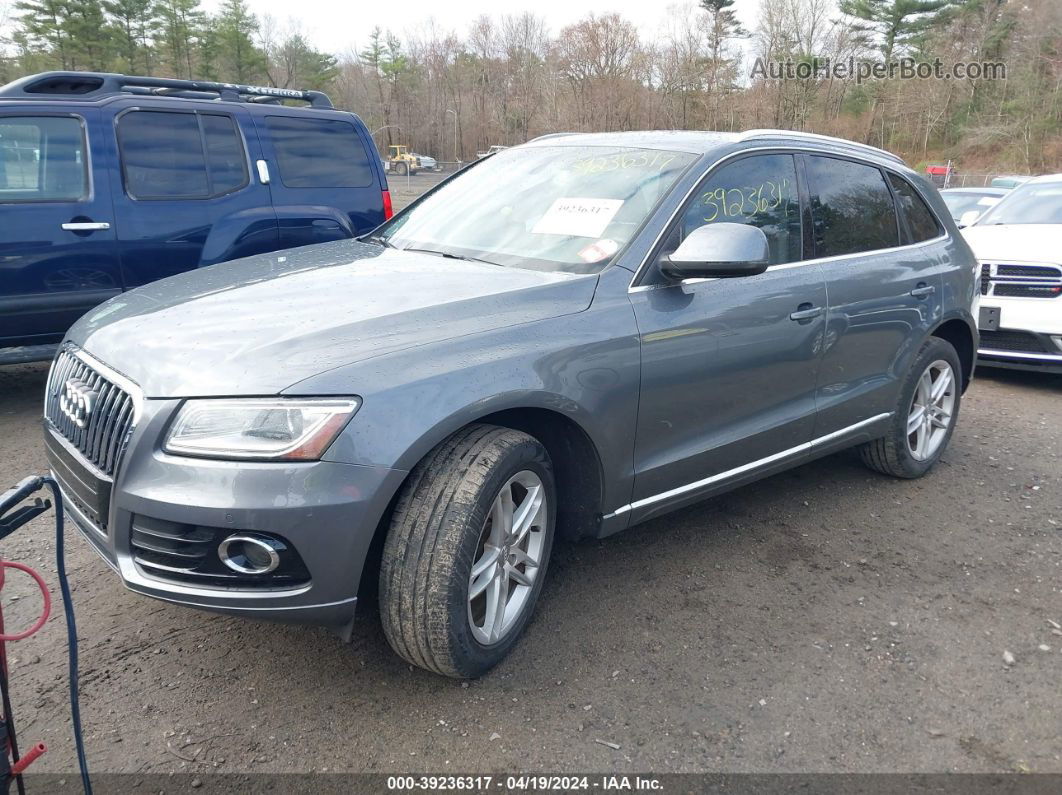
[[118, 110, 248, 199], [0, 116, 86, 202], [264, 116, 372, 188]]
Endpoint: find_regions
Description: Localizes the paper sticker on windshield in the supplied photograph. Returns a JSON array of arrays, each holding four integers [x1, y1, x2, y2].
[[532, 198, 624, 238], [977, 197, 1000, 206]]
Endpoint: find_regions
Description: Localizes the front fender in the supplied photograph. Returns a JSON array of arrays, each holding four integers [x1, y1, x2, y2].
[[293, 296, 642, 522]]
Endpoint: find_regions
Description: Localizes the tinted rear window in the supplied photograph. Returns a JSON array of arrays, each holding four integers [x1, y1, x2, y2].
[[202, 114, 248, 196], [265, 116, 373, 188], [807, 156, 899, 257], [889, 174, 941, 243], [119, 111, 247, 199], [120, 111, 208, 198]]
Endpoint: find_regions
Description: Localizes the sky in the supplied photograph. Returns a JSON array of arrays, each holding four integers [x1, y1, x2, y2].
[[202, 0, 764, 58]]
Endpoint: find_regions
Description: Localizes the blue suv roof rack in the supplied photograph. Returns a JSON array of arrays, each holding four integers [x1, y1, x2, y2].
[[0, 71, 334, 109]]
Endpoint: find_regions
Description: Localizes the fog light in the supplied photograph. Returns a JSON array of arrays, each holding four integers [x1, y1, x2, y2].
[[218, 534, 282, 575]]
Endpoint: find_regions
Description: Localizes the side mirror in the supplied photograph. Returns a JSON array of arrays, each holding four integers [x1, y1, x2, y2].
[[661, 223, 770, 280], [958, 210, 981, 228]]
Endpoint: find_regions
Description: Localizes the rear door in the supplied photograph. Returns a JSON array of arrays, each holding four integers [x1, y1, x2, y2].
[[253, 110, 385, 247], [109, 101, 279, 289], [0, 109, 120, 347], [803, 154, 945, 436]]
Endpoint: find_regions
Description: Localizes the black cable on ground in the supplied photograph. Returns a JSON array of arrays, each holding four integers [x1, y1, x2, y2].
[[0, 662, 27, 795], [41, 478, 91, 795]]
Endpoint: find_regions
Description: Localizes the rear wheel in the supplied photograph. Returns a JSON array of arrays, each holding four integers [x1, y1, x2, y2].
[[860, 337, 962, 478], [379, 424, 555, 678]]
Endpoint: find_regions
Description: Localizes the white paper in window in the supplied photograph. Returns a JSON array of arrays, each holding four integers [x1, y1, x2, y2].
[[531, 197, 624, 238]]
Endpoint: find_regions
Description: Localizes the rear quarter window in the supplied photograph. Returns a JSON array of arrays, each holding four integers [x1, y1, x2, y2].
[[888, 173, 942, 243], [264, 116, 373, 188]]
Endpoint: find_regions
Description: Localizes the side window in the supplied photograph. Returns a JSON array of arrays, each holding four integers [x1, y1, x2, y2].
[[0, 116, 86, 202], [264, 116, 372, 188], [806, 155, 899, 257], [118, 111, 247, 199], [201, 114, 249, 196], [674, 154, 802, 266], [888, 173, 941, 243]]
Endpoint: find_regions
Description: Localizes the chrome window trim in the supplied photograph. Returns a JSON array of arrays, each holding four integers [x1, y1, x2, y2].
[[604, 412, 892, 518], [627, 145, 950, 293]]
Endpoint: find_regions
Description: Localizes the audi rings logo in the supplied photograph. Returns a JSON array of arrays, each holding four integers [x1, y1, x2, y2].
[[59, 378, 98, 429]]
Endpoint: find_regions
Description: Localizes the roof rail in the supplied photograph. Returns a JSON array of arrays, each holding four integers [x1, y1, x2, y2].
[[739, 129, 905, 165], [0, 71, 333, 109]]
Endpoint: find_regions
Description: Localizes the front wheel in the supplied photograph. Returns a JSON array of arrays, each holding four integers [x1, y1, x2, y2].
[[395, 162, 408, 176], [379, 424, 556, 678], [860, 337, 962, 478]]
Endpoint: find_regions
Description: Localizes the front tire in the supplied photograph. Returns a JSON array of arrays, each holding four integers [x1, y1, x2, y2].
[[379, 424, 556, 678], [860, 337, 962, 478]]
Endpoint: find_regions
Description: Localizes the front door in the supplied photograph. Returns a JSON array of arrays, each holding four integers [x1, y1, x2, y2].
[[627, 152, 827, 523], [0, 109, 120, 347]]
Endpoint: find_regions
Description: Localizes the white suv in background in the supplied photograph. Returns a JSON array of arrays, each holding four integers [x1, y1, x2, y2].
[[962, 174, 1062, 373]]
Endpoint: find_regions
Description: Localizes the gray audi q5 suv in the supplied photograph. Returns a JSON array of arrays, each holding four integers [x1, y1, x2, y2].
[[43, 130, 978, 677]]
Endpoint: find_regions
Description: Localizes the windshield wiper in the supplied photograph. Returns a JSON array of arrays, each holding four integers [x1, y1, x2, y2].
[[399, 246, 500, 267], [364, 235, 395, 248]]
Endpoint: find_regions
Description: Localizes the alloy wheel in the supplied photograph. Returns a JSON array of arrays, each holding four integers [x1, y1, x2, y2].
[[467, 470, 547, 645], [906, 359, 956, 461]]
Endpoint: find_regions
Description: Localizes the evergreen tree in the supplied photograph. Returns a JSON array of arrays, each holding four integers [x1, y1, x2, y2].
[[13, 0, 71, 69], [155, 0, 205, 78], [103, 0, 160, 74], [211, 0, 266, 83], [840, 0, 955, 60]]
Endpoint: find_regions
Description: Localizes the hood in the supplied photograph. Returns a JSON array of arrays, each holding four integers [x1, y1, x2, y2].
[[960, 224, 1062, 263], [70, 240, 598, 397]]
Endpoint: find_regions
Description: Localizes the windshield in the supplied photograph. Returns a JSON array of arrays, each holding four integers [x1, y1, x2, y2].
[[975, 181, 1062, 225], [379, 145, 697, 273], [942, 191, 1002, 220]]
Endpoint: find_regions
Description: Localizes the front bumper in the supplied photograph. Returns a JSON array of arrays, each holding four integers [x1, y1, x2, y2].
[[46, 396, 407, 629], [977, 295, 1062, 373]]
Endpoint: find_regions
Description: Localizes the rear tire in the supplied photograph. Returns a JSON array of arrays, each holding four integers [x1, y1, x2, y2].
[[859, 337, 962, 479], [379, 424, 556, 678]]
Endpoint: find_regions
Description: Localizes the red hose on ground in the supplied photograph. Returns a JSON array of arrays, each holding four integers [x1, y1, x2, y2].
[[0, 560, 52, 642]]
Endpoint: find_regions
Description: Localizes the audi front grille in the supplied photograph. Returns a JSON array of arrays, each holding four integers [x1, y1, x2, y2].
[[45, 347, 136, 478]]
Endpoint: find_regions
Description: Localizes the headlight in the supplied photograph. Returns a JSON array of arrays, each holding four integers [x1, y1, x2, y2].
[[164, 398, 360, 461]]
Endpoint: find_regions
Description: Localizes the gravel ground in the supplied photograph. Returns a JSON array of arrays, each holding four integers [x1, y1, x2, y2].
[[0, 175, 1059, 775], [388, 170, 448, 211]]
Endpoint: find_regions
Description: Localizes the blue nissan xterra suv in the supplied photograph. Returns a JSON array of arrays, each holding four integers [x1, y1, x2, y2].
[[0, 71, 391, 364]]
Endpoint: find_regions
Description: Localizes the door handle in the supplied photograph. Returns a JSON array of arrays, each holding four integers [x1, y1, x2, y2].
[[790, 304, 824, 322], [61, 222, 110, 231], [910, 283, 936, 298], [256, 159, 271, 184]]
